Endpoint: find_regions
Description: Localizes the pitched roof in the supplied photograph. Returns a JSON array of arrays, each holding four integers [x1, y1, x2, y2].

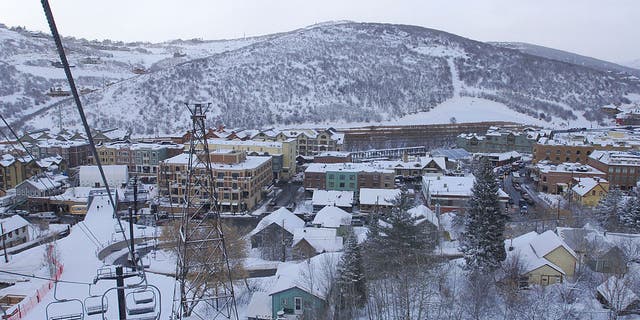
[[572, 178, 608, 197], [530, 230, 578, 259], [597, 276, 639, 310], [311, 190, 354, 207], [292, 227, 343, 253], [312, 206, 352, 228], [249, 207, 305, 236], [506, 231, 574, 275], [269, 252, 342, 299], [408, 205, 438, 227], [358, 188, 400, 206], [0, 215, 30, 234]]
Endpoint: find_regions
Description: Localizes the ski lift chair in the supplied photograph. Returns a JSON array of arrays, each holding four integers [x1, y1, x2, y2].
[[125, 285, 161, 320], [83, 284, 108, 316], [46, 281, 85, 320]]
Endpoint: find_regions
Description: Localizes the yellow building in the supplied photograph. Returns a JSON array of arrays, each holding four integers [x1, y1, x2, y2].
[[202, 138, 296, 180], [0, 155, 39, 191], [571, 178, 609, 207], [158, 150, 273, 212], [506, 230, 578, 286]]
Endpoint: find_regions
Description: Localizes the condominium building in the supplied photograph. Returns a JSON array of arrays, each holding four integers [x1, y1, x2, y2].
[[203, 138, 296, 180], [90, 142, 183, 180], [457, 127, 542, 153], [0, 155, 39, 191], [158, 150, 273, 212]]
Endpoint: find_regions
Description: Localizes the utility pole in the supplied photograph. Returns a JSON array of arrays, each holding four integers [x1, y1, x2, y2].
[[133, 175, 138, 224], [1, 223, 8, 263], [116, 266, 127, 320], [128, 206, 136, 269]]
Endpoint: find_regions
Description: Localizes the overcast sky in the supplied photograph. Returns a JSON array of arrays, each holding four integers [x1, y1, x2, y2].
[[1, 0, 638, 63]]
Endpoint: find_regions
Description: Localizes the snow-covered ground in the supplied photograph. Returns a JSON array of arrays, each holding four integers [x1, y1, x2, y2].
[[0, 195, 176, 320]]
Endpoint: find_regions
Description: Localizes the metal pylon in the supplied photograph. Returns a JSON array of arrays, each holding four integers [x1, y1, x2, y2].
[[171, 103, 238, 320]]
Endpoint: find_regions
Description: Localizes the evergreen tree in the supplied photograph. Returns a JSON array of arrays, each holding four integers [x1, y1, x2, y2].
[[335, 231, 367, 319], [594, 188, 624, 230], [364, 189, 437, 274], [460, 158, 509, 272], [620, 195, 640, 232]]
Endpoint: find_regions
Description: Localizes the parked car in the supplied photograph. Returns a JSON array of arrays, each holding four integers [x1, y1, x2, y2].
[[31, 211, 60, 223], [520, 205, 528, 215]]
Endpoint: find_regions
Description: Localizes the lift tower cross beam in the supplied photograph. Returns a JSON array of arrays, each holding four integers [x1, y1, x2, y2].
[[171, 103, 238, 320]]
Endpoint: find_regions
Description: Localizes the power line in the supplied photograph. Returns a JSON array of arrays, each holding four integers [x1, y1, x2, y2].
[[40, 0, 144, 277], [0, 270, 92, 286]]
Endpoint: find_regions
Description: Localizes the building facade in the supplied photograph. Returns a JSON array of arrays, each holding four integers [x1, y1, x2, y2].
[[532, 161, 607, 194], [91, 142, 183, 180], [204, 139, 296, 180], [588, 150, 640, 190], [457, 127, 541, 153], [304, 163, 394, 193], [158, 150, 273, 212]]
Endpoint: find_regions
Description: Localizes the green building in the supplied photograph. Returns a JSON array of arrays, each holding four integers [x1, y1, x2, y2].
[[270, 286, 327, 319], [326, 170, 358, 191]]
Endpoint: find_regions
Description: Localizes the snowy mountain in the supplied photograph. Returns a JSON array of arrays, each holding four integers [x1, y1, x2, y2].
[[491, 42, 640, 77], [3, 22, 640, 135]]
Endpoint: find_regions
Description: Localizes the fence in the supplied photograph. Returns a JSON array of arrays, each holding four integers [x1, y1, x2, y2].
[[4, 244, 63, 320]]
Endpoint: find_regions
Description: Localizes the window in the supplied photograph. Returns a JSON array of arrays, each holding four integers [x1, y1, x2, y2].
[[349, 175, 354, 181], [339, 175, 345, 180], [339, 182, 345, 188], [294, 297, 302, 312]]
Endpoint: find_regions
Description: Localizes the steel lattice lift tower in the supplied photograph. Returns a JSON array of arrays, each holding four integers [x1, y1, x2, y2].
[[172, 103, 238, 320]]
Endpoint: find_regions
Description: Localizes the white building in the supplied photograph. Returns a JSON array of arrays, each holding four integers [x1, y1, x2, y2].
[[79, 165, 129, 188], [0, 215, 31, 250]]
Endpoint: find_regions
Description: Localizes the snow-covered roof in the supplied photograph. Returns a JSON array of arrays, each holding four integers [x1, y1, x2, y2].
[[371, 156, 447, 172], [311, 190, 354, 207], [506, 230, 576, 275], [535, 161, 604, 175], [36, 155, 64, 169], [246, 292, 272, 320], [312, 206, 352, 228], [0, 154, 32, 167], [589, 150, 640, 167], [269, 252, 342, 299], [317, 151, 351, 158], [358, 188, 400, 206], [249, 207, 305, 236], [422, 175, 509, 198], [292, 227, 343, 253], [597, 276, 639, 310], [21, 175, 65, 191], [206, 138, 290, 148], [305, 162, 394, 174], [530, 230, 578, 259], [0, 215, 30, 234], [483, 151, 521, 162], [162, 153, 271, 170], [408, 205, 438, 227], [572, 178, 608, 196]]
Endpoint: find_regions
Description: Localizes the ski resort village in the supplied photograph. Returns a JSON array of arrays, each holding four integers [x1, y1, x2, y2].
[[2, 3, 640, 320]]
